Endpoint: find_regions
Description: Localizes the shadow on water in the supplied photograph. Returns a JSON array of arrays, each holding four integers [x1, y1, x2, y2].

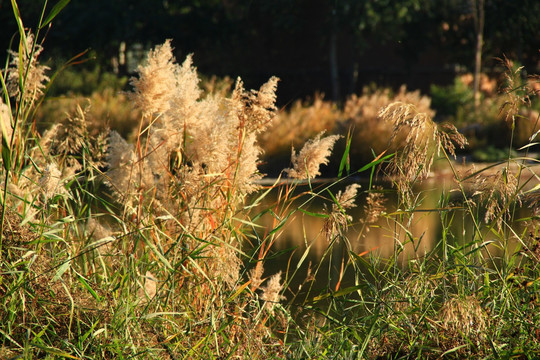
[[245, 177, 535, 307]]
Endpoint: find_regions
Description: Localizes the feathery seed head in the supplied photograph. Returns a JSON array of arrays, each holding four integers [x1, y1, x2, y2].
[[38, 163, 64, 201], [231, 76, 279, 133], [379, 102, 467, 204], [260, 271, 285, 314], [363, 187, 387, 226], [129, 39, 177, 116], [105, 130, 145, 206], [335, 183, 361, 210], [211, 242, 241, 289], [106, 130, 135, 170], [7, 32, 50, 105], [499, 57, 533, 126], [440, 296, 487, 340], [473, 167, 519, 228], [168, 54, 202, 122], [323, 184, 360, 243], [285, 132, 340, 180], [250, 262, 264, 290]]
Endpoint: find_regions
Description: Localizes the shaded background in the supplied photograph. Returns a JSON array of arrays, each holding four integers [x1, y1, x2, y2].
[[1, 0, 539, 105]]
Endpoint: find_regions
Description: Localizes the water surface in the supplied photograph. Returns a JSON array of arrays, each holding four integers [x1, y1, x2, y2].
[[246, 176, 535, 302]]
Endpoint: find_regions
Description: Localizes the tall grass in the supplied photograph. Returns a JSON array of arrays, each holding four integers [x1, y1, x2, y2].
[[0, 4, 348, 357], [1, 2, 540, 359], [285, 66, 540, 359]]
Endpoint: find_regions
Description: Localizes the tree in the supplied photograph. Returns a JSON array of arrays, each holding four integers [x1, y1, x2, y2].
[[472, 0, 484, 112]]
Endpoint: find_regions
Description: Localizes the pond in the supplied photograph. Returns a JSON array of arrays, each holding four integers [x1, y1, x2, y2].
[[246, 172, 537, 303]]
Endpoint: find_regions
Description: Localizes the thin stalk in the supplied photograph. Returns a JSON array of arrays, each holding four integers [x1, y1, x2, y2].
[[441, 149, 506, 283], [1, 0, 48, 244]]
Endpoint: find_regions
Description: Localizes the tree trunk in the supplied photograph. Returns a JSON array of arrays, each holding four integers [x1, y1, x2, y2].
[[472, 0, 484, 113]]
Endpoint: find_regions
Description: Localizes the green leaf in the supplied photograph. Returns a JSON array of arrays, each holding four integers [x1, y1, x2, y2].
[[312, 286, 362, 301], [333, 285, 362, 297], [338, 132, 352, 178], [358, 313, 379, 358], [298, 208, 329, 218], [31, 344, 81, 359], [441, 344, 468, 357], [517, 142, 538, 150], [266, 246, 296, 260], [357, 151, 393, 173], [52, 260, 71, 281], [1, 138, 11, 172], [10, 0, 27, 45], [524, 183, 540, 194], [40, 0, 71, 29], [268, 212, 292, 236], [226, 281, 250, 302], [143, 236, 173, 270], [77, 274, 101, 301], [296, 244, 312, 269]]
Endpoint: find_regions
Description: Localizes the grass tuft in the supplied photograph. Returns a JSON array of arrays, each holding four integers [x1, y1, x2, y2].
[[1, 2, 539, 359]]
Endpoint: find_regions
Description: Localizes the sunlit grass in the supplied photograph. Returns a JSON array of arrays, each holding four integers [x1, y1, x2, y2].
[[1, 2, 539, 359]]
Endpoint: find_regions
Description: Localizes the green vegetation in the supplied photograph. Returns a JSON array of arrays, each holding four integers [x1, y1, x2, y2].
[[1, 2, 539, 359]]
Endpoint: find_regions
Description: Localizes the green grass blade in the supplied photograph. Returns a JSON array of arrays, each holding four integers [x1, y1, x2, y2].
[[52, 260, 71, 281], [357, 151, 393, 173], [143, 235, 173, 270], [338, 131, 352, 178], [10, 0, 27, 46], [358, 313, 378, 358], [40, 0, 71, 29], [298, 208, 329, 218], [76, 274, 101, 301], [31, 344, 81, 359]]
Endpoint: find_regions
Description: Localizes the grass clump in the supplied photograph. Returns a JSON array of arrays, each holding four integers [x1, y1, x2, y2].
[[0, 15, 295, 356], [285, 70, 540, 358], [1, 2, 540, 359]]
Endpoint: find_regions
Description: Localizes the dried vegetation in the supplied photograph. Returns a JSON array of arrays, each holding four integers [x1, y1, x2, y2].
[[1, 7, 539, 359]]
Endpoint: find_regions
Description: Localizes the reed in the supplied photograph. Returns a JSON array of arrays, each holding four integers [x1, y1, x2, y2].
[[1, 2, 539, 359]]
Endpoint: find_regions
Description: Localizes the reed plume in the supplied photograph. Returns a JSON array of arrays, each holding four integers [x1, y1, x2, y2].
[[285, 131, 340, 180], [260, 271, 285, 314], [38, 163, 64, 201], [7, 32, 50, 107], [363, 187, 387, 226], [103, 42, 282, 306], [324, 183, 360, 242], [128, 39, 177, 116], [379, 102, 467, 204]]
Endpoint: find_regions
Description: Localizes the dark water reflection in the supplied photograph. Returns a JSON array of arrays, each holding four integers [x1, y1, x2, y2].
[[247, 177, 535, 302]]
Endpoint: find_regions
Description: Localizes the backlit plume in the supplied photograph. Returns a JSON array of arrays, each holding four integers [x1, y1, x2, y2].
[[128, 39, 177, 116], [285, 131, 340, 180], [7, 32, 50, 106]]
